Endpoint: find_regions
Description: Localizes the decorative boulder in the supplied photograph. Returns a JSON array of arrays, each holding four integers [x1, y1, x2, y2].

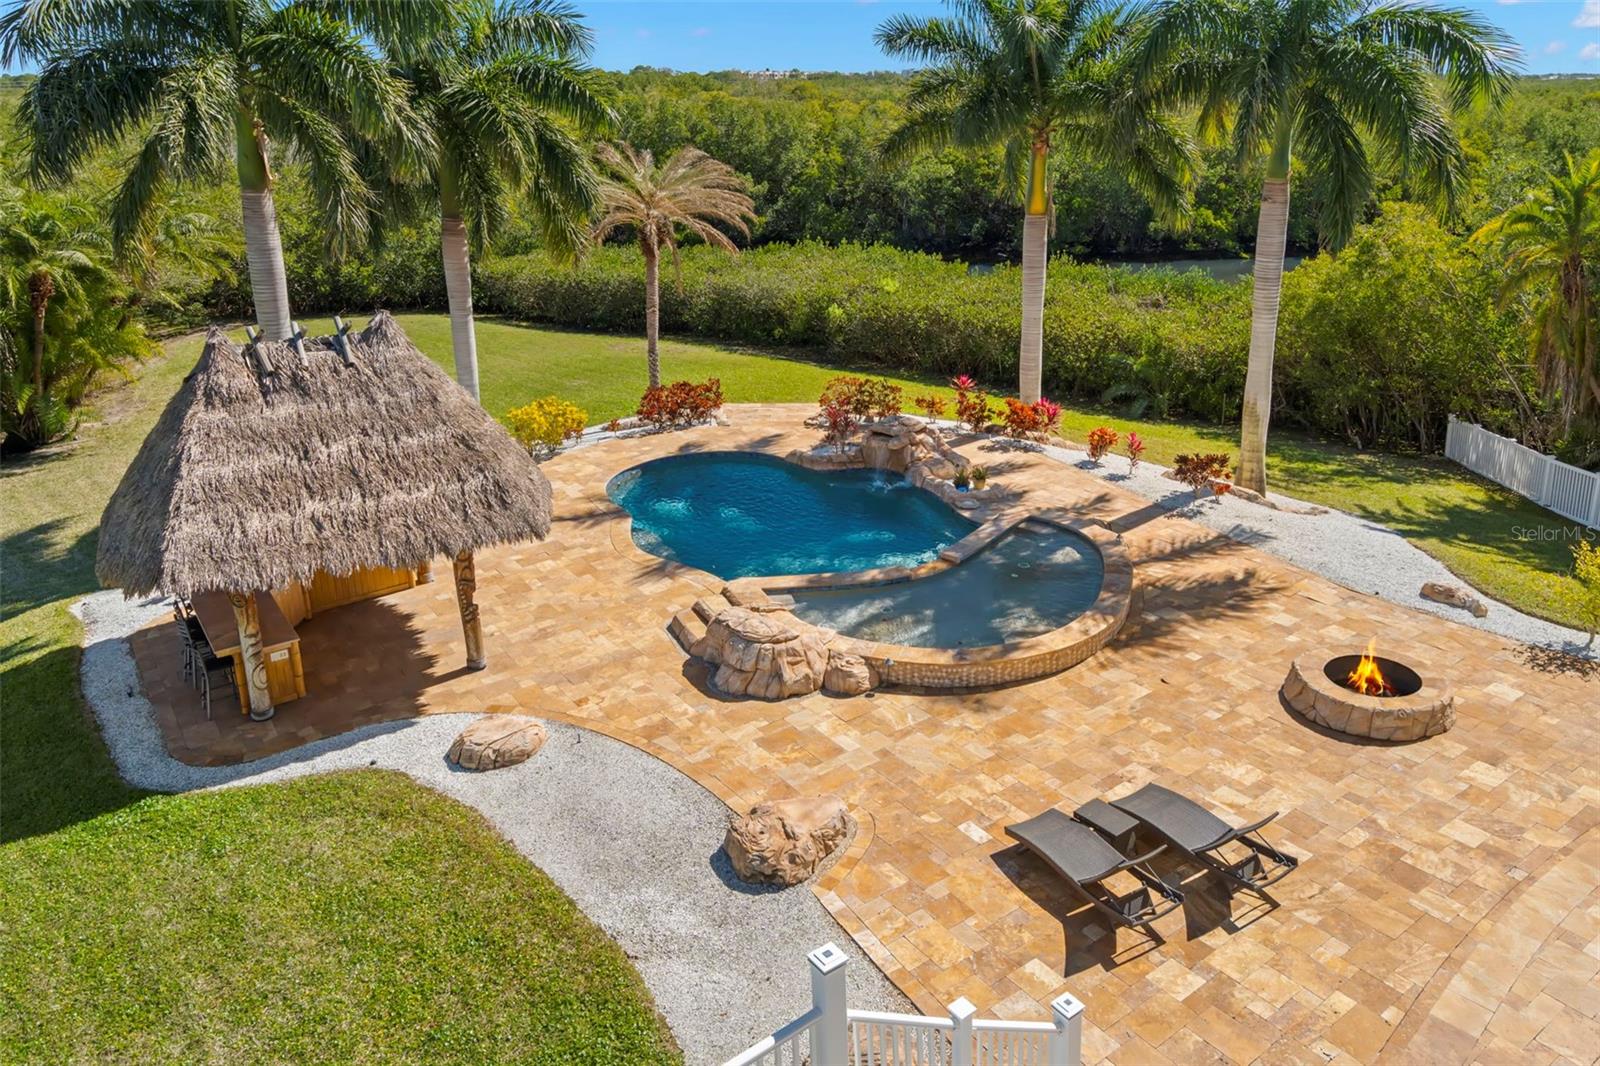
[[724, 796, 852, 886], [693, 606, 830, 699], [447, 715, 547, 771], [1421, 581, 1489, 618], [824, 651, 879, 696]]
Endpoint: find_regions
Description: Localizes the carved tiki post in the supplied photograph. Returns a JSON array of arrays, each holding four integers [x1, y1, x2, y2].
[[453, 550, 486, 670], [228, 590, 275, 721]]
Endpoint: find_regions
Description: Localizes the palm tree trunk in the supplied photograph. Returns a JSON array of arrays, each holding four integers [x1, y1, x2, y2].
[[643, 233, 661, 389], [1237, 128, 1293, 496], [236, 108, 292, 341], [440, 214, 480, 402], [1018, 140, 1050, 405], [28, 279, 48, 414]]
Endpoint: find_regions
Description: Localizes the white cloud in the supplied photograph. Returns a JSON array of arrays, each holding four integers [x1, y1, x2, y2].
[[1545, 40, 1568, 55], [1582, 42, 1600, 60], [1576, 0, 1600, 29]]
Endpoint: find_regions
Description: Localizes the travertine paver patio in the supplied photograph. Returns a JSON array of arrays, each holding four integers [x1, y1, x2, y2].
[[128, 405, 1600, 1064]]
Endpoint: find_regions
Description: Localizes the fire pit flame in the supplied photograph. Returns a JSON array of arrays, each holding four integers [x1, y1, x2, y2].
[[1346, 638, 1396, 697]]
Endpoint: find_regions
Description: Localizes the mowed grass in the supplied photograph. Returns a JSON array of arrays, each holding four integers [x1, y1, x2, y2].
[[0, 772, 674, 1065], [379, 314, 1591, 629], [0, 334, 679, 1063]]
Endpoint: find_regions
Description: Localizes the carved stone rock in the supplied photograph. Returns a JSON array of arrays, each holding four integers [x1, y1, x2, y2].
[[447, 715, 547, 770], [1420, 581, 1489, 618], [823, 651, 879, 696], [724, 796, 852, 886], [692, 606, 830, 699]]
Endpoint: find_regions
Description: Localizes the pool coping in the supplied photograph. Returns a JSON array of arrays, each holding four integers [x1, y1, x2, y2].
[[606, 443, 1133, 690]]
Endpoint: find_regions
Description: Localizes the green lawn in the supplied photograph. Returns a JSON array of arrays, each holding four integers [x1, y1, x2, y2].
[[0, 332, 679, 1064], [379, 313, 1590, 630]]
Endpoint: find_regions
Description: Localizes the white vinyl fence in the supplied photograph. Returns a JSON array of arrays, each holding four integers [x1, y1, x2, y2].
[[1444, 416, 1600, 528], [723, 944, 1084, 1066]]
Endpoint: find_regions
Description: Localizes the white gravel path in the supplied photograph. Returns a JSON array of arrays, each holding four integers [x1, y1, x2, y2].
[[71, 591, 910, 1065], [996, 437, 1596, 658]]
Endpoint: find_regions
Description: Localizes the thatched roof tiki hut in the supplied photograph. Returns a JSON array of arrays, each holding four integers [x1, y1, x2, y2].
[[98, 312, 552, 721]]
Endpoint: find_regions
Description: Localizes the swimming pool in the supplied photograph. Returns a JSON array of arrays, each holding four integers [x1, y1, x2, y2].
[[607, 452, 976, 579], [785, 520, 1105, 648]]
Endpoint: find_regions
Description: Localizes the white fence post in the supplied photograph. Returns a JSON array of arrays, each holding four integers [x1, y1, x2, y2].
[[949, 997, 976, 1066], [1048, 992, 1085, 1066], [809, 943, 849, 1065]]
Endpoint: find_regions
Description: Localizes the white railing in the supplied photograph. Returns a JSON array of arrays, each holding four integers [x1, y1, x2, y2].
[[1445, 415, 1600, 528], [723, 944, 1084, 1066]]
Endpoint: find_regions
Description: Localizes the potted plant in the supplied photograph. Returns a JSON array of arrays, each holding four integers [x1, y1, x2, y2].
[[970, 465, 989, 490], [952, 468, 971, 491]]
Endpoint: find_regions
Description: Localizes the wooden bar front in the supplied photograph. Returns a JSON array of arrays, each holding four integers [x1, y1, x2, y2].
[[192, 590, 306, 707]]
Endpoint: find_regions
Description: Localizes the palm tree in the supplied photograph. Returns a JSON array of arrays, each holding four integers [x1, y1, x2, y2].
[[1473, 151, 1600, 434], [391, 0, 613, 402], [0, 189, 111, 440], [591, 143, 755, 388], [1136, 0, 1517, 494], [876, 0, 1192, 404], [2, 0, 446, 341]]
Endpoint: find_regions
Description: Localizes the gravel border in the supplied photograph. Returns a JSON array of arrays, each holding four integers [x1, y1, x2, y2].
[[71, 591, 910, 1064]]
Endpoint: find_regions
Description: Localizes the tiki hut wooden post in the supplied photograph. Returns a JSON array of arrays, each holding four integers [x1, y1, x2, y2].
[[453, 550, 486, 669], [95, 312, 553, 717], [229, 590, 275, 720]]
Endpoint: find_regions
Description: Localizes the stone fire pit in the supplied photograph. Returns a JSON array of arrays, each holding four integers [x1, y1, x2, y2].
[[1282, 650, 1455, 741]]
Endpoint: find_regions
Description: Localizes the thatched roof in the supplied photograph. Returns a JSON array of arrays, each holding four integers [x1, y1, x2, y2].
[[97, 312, 552, 599]]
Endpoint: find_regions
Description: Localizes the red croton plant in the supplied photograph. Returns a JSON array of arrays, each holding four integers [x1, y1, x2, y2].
[[637, 378, 724, 428]]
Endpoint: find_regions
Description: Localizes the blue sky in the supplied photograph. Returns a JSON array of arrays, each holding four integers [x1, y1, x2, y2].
[[1, 1, 1594, 77], [579, 0, 1598, 76]]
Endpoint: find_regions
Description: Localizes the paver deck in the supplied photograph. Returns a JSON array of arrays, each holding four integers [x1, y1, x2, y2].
[[128, 406, 1600, 1064]]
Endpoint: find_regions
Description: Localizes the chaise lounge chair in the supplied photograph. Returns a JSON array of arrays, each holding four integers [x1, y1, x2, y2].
[[1108, 783, 1298, 896], [1004, 809, 1185, 930]]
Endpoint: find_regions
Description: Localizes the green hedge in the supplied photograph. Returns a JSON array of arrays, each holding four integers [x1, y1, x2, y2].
[[477, 242, 1254, 423]]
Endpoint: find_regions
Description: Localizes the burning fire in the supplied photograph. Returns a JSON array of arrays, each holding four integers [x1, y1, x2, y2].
[[1346, 639, 1396, 697]]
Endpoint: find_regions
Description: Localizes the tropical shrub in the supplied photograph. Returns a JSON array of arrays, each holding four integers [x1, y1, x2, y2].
[[1001, 397, 1063, 439], [1571, 539, 1600, 644], [1125, 431, 1146, 473], [914, 394, 947, 421], [1172, 453, 1233, 495], [820, 400, 858, 452], [819, 375, 902, 421], [504, 396, 586, 457], [1276, 204, 1526, 450], [1086, 426, 1118, 461], [637, 378, 724, 428]]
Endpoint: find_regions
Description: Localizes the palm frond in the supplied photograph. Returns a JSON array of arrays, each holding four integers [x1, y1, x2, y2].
[[1349, 3, 1519, 112]]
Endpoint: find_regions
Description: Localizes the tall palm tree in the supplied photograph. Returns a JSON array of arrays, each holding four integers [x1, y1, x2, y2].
[[876, 0, 1192, 404], [2, 0, 446, 341], [1136, 0, 1517, 494], [592, 143, 755, 388], [390, 0, 613, 402], [1474, 151, 1600, 433]]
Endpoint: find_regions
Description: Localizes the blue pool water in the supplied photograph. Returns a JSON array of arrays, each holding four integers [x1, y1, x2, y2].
[[607, 452, 976, 578], [787, 520, 1105, 648]]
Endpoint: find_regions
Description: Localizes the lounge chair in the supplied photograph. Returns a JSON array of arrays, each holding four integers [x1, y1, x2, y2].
[[1108, 783, 1298, 896], [1004, 809, 1184, 929]]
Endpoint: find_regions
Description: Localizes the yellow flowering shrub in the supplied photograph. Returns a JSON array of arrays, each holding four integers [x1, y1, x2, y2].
[[505, 396, 587, 457], [1572, 539, 1600, 643]]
